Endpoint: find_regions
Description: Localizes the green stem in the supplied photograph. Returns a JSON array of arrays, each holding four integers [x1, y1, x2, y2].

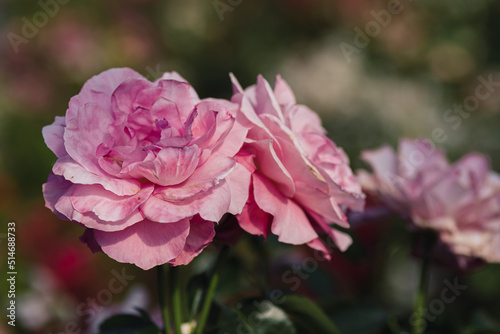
[[412, 233, 435, 334], [157, 265, 173, 334], [171, 266, 184, 334], [195, 246, 230, 334]]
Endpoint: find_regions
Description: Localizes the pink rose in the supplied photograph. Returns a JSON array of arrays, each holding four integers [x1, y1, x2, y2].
[[359, 138, 500, 268], [42, 68, 245, 270], [227, 74, 365, 257]]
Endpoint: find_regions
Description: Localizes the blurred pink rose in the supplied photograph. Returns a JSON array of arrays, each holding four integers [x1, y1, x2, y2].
[[359, 138, 500, 269], [227, 74, 365, 257], [42, 68, 245, 270]]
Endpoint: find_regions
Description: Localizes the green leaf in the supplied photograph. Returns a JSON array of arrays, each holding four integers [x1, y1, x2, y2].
[[204, 301, 254, 334], [98, 314, 160, 334], [204, 299, 296, 334], [236, 299, 297, 334], [278, 294, 341, 334], [187, 272, 209, 318]]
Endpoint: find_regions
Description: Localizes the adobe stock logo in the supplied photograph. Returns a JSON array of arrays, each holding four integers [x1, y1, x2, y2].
[[409, 278, 467, 333], [6, 0, 72, 54], [339, 0, 409, 63]]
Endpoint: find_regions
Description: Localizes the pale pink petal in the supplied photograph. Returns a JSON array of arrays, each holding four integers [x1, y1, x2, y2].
[[329, 229, 353, 252], [142, 181, 231, 223], [42, 173, 72, 220], [155, 80, 195, 123], [246, 139, 295, 198], [155, 155, 235, 201], [225, 162, 252, 215], [170, 216, 215, 266], [307, 238, 332, 260], [273, 75, 296, 107], [254, 75, 285, 121], [288, 105, 326, 137], [68, 68, 144, 118], [236, 183, 271, 237], [42, 116, 67, 158], [308, 210, 352, 251], [55, 191, 145, 232], [64, 103, 114, 175], [203, 99, 252, 158], [197, 181, 232, 222], [398, 138, 446, 179], [111, 79, 152, 116], [191, 101, 235, 153], [94, 219, 190, 270], [126, 146, 201, 186], [361, 145, 398, 183], [253, 173, 317, 244], [70, 183, 154, 221], [156, 71, 200, 103], [294, 182, 347, 227], [53, 155, 142, 196], [230, 74, 268, 130]]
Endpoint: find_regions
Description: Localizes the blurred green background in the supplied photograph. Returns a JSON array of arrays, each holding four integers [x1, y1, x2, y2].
[[1, 0, 500, 333]]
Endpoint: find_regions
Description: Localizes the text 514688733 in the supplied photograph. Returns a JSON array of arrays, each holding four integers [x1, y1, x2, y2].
[[6, 221, 16, 327]]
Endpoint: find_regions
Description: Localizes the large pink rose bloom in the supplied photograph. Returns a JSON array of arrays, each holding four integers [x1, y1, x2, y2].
[[227, 74, 365, 257], [42, 68, 245, 270], [359, 138, 500, 268]]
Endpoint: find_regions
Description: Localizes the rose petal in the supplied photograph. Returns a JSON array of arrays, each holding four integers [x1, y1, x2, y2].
[[94, 219, 190, 270], [68, 68, 145, 119], [53, 155, 142, 196], [237, 182, 272, 237], [55, 192, 145, 232], [155, 155, 235, 201], [64, 103, 114, 175], [70, 183, 153, 221], [225, 161, 252, 215], [43, 173, 72, 220], [273, 75, 296, 107], [42, 116, 67, 158], [253, 75, 285, 122], [126, 146, 201, 187], [156, 71, 200, 103], [170, 216, 215, 266], [253, 173, 317, 244], [246, 139, 295, 198], [142, 181, 231, 223]]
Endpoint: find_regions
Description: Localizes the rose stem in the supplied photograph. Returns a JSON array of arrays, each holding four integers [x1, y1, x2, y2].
[[157, 265, 173, 334], [412, 232, 435, 334], [171, 266, 183, 334], [195, 245, 230, 334]]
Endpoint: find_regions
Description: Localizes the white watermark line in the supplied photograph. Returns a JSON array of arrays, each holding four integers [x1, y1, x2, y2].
[[379, 73, 500, 186], [409, 277, 467, 333], [340, 0, 413, 63], [49, 267, 135, 334], [7, 0, 72, 54], [6, 221, 17, 327]]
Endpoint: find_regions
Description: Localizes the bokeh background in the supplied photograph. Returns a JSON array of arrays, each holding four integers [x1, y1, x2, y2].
[[1, 0, 500, 333]]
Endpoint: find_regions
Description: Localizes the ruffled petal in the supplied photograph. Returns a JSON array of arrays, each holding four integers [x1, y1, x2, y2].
[[70, 183, 153, 221], [94, 219, 190, 270], [253, 173, 317, 244], [42, 116, 67, 158], [142, 181, 231, 223], [64, 103, 114, 175], [53, 155, 142, 196], [126, 146, 201, 187], [155, 155, 235, 201], [170, 216, 215, 266]]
